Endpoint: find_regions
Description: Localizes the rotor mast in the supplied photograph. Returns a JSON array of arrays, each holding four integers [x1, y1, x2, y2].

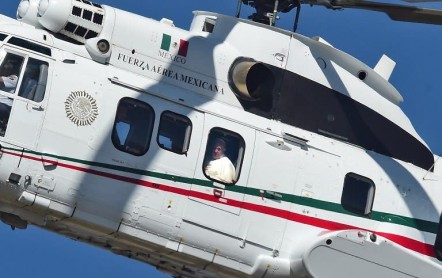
[[239, 0, 301, 31], [239, 0, 442, 31]]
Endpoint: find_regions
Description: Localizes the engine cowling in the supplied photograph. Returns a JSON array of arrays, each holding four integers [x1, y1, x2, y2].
[[17, 0, 106, 44], [229, 59, 276, 101]]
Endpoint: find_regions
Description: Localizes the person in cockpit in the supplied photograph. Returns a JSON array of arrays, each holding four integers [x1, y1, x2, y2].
[[0, 58, 21, 93], [0, 57, 22, 135]]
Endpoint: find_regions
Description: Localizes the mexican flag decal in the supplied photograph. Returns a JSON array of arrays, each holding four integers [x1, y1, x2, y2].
[[161, 34, 189, 57]]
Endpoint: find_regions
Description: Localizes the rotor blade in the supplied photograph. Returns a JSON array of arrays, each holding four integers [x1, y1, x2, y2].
[[402, 0, 442, 3], [307, 0, 442, 25]]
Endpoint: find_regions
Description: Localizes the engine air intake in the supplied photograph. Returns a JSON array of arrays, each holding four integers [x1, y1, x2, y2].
[[229, 58, 275, 101]]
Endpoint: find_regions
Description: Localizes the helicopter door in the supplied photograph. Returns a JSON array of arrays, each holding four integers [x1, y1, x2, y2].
[[184, 114, 255, 233], [0, 50, 50, 150], [241, 131, 301, 250]]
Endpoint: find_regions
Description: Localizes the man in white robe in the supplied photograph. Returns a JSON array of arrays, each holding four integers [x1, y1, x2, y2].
[[205, 138, 236, 183]]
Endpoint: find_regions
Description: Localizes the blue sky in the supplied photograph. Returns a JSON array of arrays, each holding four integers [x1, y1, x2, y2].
[[1, 0, 442, 277]]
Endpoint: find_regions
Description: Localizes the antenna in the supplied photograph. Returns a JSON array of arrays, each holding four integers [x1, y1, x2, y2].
[[236, 0, 242, 18], [423, 155, 440, 180], [271, 0, 279, 26], [293, 1, 301, 32]]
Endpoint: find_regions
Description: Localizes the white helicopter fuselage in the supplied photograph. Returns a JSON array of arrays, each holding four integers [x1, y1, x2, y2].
[[0, 1, 441, 277]]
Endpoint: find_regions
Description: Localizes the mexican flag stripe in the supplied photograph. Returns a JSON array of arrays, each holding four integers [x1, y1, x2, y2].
[[161, 34, 171, 51], [179, 39, 189, 57]]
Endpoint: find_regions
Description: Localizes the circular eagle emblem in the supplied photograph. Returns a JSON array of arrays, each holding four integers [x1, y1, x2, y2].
[[65, 91, 98, 126]]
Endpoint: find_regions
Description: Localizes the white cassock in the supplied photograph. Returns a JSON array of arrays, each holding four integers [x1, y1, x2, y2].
[[205, 156, 236, 183]]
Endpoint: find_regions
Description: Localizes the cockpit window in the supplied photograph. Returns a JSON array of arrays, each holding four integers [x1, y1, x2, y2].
[[0, 53, 25, 136], [0, 53, 25, 94], [7, 37, 51, 57], [18, 58, 49, 102], [0, 33, 7, 41]]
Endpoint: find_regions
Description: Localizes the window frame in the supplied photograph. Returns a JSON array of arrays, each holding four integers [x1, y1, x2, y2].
[[111, 97, 155, 156], [156, 110, 192, 155], [202, 127, 246, 185], [341, 173, 375, 216]]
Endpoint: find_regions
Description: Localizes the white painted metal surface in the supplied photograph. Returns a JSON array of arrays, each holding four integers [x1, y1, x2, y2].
[[0, 0, 440, 277]]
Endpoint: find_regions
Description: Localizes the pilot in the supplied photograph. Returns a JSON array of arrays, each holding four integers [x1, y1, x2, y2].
[[0, 58, 21, 93], [0, 58, 21, 134], [205, 138, 236, 184]]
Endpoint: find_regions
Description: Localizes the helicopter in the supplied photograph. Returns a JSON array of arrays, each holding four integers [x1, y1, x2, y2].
[[0, 0, 442, 277]]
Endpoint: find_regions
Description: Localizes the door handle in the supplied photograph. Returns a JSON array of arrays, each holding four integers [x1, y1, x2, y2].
[[31, 105, 44, 111]]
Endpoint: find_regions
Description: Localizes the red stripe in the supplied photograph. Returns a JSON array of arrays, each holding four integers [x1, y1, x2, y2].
[[178, 39, 188, 57], [3, 150, 436, 258], [378, 232, 435, 257]]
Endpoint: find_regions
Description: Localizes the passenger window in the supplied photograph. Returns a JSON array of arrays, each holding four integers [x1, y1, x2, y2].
[[112, 98, 155, 156], [203, 128, 245, 185], [157, 111, 192, 154], [18, 58, 49, 102], [435, 214, 442, 261], [0, 53, 25, 136], [341, 173, 375, 216]]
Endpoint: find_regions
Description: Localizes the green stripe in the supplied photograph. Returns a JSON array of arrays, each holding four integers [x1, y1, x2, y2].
[[7, 147, 439, 234], [161, 34, 171, 51]]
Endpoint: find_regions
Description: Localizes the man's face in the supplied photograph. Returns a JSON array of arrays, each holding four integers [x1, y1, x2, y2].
[[2, 61, 16, 76], [212, 143, 225, 160]]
